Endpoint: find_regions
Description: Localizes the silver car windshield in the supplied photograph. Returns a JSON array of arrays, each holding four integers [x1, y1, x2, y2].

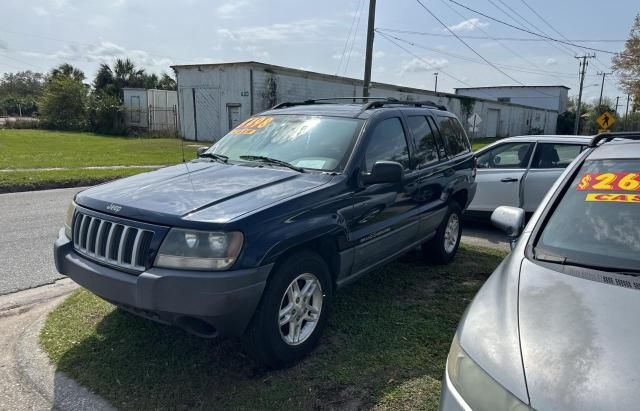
[[536, 159, 640, 272], [207, 115, 363, 171]]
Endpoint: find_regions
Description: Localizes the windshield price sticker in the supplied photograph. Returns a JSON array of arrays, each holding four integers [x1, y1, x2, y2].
[[585, 193, 640, 203], [230, 116, 274, 135], [577, 172, 640, 192]]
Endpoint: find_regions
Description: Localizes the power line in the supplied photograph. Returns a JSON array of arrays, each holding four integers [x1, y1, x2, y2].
[[377, 30, 491, 94], [343, 0, 366, 76], [488, 0, 577, 59], [414, 0, 528, 86], [448, 0, 626, 56], [436, 0, 551, 78], [517, 0, 613, 73], [336, 0, 365, 75], [376, 31, 584, 78], [374, 29, 625, 43]]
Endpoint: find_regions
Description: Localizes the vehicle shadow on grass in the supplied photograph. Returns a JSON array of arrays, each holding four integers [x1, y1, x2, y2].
[[46, 245, 505, 411]]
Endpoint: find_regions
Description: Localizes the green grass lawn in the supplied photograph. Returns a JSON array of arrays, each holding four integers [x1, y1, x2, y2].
[[40, 245, 506, 410], [0, 129, 198, 191], [471, 137, 500, 152]]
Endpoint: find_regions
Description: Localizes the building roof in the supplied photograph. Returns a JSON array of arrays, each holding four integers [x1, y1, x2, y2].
[[455, 85, 570, 90], [171, 61, 560, 113]]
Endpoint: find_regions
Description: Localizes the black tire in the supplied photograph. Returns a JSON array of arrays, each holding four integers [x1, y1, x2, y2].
[[242, 250, 333, 368], [422, 202, 462, 264]]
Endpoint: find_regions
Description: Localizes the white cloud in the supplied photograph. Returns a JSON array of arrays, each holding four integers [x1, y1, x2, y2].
[[401, 58, 448, 73], [374, 51, 385, 58], [218, 19, 336, 43], [233, 45, 269, 59], [32, 6, 49, 16], [545, 58, 558, 66], [447, 18, 488, 32], [88, 15, 111, 27], [217, 1, 249, 18], [0, 38, 7, 50], [19, 41, 173, 71]]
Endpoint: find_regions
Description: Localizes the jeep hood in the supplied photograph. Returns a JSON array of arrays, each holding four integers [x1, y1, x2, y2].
[[75, 162, 332, 225], [518, 258, 640, 411]]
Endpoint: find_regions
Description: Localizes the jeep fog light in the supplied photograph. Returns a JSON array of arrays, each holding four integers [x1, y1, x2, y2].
[[155, 229, 243, 270]]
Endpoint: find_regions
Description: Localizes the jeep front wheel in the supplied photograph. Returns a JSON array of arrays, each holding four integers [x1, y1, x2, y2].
[[242, 250, 332, 368]]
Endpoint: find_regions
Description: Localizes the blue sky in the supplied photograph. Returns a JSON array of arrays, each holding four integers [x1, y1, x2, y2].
[[0, 0, 636, 109]]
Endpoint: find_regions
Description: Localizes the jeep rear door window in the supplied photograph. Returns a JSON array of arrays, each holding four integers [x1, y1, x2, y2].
[[407, 115, 439, 168], [208, 115, 363, 171], [364, 117, 410, 171], [535, 159, 640, 272], [438, 117, 470, 157], [530, 143, 584, 169]]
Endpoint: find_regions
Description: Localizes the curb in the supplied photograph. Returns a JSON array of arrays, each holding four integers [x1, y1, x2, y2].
[[14, 300, 115, 411]]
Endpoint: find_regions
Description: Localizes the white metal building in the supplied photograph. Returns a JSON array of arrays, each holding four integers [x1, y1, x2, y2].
[[171, 61, 560, 141], [122, 88, 178, 133], [455, 85, 570, 113]]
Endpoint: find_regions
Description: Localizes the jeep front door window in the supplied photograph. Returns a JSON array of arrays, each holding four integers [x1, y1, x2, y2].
[[364, 117, 410, 171]]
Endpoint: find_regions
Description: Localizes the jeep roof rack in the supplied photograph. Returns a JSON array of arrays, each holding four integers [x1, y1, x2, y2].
[[270, 97, 448, 112], [589, 131, 640, 147], [361, 100, 447, 111], [270, 97, 391, 110]]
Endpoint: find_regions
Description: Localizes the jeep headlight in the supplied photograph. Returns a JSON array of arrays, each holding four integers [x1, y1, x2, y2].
[[154, 229, 243, 270], [447, 335, 531, 411], [64, 201, 76, 239]]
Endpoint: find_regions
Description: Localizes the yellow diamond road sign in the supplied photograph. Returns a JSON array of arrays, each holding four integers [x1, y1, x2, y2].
[[596, 111, 615, 130]]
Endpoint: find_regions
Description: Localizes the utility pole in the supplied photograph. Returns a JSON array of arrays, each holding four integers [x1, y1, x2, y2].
[[625, 94, 631, 129], [362, 0, 376, 98], [597, 71, 612, 110], [433, 72, 439, 93], [615, 96, 620, 115], [573, 54, 595, 135]]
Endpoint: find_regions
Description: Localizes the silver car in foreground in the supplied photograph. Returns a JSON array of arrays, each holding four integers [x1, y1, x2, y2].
[[441, 132, 640, 410], [467, 135, 590, 215]]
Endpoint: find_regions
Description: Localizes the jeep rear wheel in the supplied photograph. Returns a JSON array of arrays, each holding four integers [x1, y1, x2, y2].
[[242, 250, 332, 368], [422, 202, 462, 264]]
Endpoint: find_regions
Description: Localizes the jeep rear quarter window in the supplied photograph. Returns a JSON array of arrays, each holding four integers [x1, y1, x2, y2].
[[406, 115, 440, 168], [437, 116, 470, 157]]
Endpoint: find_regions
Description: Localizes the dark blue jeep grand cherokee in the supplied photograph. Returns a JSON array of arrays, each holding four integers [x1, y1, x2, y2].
[[54, 98, 477, 367]]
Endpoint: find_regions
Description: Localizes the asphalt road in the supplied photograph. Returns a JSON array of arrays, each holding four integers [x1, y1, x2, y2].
[[0, 187, 83, 295], [0, 187, 507, 296]]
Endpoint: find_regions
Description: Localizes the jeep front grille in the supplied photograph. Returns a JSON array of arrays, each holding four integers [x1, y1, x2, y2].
[[72, 212, 154, 271]]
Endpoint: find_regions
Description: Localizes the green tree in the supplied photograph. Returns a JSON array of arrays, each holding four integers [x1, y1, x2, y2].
[[40, 65, 87, 130], [157, 73, 177, 90], [50, 63, 85, 82], [0, 71, 45, 116], [612, 14, 640, 101]]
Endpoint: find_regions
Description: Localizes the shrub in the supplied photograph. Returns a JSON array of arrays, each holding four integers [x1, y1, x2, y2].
[[39, 76, 87, 130]]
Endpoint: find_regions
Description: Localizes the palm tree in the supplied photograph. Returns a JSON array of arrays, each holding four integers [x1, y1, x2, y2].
[[50, 63, 85, 82]]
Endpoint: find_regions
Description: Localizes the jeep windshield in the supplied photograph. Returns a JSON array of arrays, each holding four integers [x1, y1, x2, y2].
[[534, 159, 640, 273], [206, 115, 363, 171]]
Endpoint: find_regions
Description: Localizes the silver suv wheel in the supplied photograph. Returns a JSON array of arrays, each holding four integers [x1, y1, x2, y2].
[[444, 213, 460, 254], [278, 273, 323, 346]]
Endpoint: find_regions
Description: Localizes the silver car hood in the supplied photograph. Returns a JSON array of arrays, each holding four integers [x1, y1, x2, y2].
[[519, 258, 640, 411]]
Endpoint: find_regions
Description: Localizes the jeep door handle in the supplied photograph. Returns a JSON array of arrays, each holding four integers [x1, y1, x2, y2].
[[500, 177, 519, 183]]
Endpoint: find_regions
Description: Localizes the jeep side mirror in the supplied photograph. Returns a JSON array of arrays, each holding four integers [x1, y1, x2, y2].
[[362, 161, 403, 185], [196, 146, 209, 157], [491, 205, 525, 242]]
